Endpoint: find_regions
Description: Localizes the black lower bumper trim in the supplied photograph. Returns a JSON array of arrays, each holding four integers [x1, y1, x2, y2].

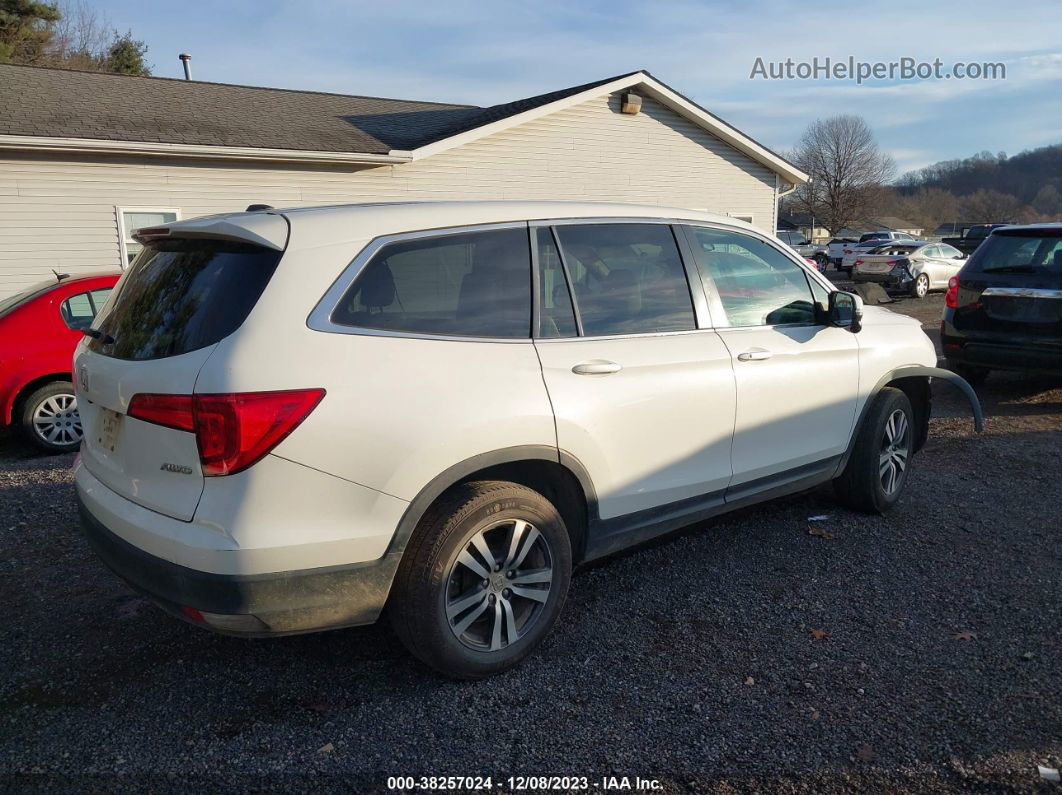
[[947, 343, 1062, 375], [77, 494, 399, 634]]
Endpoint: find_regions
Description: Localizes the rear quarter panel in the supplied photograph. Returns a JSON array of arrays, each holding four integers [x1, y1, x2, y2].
[[192, 237, 558, 503]]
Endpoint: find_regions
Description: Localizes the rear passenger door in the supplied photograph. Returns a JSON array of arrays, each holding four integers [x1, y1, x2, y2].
[[680, 224, 859, 491], [934, 244, 965, 286], [532, 221, 736, 522]]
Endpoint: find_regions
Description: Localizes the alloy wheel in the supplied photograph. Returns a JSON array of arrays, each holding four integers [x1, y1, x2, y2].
[[915, 274, 929, 298], [879, 409, 910, 495], [32, 393, 82, 447], [444, 519, 554, 652]]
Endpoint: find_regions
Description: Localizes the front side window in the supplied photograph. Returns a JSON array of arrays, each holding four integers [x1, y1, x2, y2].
[[552, 223, 695, 336], [684, 226, 818, 327], [60, 288, 113, 330], [333, 227, 532, 338], [118, 208, 180, 265]]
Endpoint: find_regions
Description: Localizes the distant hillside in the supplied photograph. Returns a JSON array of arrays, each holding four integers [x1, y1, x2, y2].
[[898, 143, 1062, 207]]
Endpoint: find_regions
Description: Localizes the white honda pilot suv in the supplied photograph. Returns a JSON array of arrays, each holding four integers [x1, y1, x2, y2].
[[74, 202, 981, 678]]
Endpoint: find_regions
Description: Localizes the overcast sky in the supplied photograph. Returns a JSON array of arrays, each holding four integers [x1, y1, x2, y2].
[[88, 0, 1062, 176]]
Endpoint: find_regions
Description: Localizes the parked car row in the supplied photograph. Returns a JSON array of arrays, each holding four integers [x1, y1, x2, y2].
[[8, 206, 1055, 680]]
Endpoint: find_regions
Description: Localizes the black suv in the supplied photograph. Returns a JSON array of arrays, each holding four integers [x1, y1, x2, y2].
[[942, 224, 1062, 383]]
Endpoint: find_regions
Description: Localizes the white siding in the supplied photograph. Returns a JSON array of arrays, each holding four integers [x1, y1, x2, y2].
[[0, 92, 778, 296]]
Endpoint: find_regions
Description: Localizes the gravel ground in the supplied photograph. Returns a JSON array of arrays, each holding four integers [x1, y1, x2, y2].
[[1, 291, 1060, 793]]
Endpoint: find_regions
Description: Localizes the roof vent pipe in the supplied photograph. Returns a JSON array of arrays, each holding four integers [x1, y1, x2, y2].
[[179, 53, 192, 81]]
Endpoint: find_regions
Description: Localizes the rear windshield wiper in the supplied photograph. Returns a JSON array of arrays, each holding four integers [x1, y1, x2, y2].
[[980, 265, 1040, 273], [82, 327, 116, 345]]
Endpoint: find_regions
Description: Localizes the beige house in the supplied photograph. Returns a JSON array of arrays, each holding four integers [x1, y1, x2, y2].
[[0, 65, 806, 298]]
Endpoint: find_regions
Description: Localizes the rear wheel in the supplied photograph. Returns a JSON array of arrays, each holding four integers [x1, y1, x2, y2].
[[814, 253, 829, 268], [834, 388, 914, 514], [19, 381, 82, 454], [911, 273, 930, 299], [389, 480, 572, 679]]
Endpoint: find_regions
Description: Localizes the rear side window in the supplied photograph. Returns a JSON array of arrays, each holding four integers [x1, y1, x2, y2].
[[552, 223, 695, 336], [90, 240, 281, 361], [966, 231, 1062, 274], [534, 228, 577, 338], [332, 228, 532, 338], [60, 288, 112, 330]]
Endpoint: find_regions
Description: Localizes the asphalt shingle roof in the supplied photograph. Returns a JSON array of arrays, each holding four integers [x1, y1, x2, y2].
[[0, 64, 638, 154]]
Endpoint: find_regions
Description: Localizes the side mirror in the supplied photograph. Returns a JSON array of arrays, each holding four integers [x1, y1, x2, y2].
[[955, 253, 967, 260], [828, 291, 863, 333]]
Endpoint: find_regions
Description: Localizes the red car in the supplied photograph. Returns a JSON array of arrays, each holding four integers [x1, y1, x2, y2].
[[0, 272, 121, 453]]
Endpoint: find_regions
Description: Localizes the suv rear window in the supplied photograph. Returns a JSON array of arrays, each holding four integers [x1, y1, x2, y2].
[[89, 239, 281, 361], [966, 230, 1062, 275]]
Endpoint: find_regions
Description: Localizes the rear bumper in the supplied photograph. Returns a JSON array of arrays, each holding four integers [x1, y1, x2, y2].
[[77, 491, 402, 637], [852, 270, 912, 288], [943, 341, 1062, 375], [941, 316, 1062, 375]]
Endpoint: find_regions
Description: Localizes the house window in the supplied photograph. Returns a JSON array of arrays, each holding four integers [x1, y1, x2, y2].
[[117, 207, 180, 265]]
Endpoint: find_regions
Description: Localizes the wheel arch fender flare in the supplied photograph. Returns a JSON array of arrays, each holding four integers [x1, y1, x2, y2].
[[384, 445, 599, 560], [834, 365, 982, 477]]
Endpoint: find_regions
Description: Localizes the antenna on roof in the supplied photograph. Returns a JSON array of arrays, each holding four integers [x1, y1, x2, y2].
[[52, 269, 69, 282], [179, 53, 192, 81]]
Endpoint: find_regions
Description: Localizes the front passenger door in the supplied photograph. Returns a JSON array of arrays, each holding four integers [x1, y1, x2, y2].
[[681, 224, 859, 492], [532, 222, 736, 521]]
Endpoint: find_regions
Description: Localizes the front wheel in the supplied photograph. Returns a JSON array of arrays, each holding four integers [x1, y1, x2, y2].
[[19, 381, 82, 453], [911, 273, 930, 299], [814, 253, 829, 268], [389, 481, 572, 679], [833, 387, 914, 513]]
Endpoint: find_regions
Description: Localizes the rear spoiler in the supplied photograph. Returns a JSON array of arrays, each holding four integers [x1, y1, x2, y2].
[[133, 212, 289, 251]]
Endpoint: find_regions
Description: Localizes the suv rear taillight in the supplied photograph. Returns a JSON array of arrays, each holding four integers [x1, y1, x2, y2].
[[128, 389, 325, 476], [945, 276, 960, 309]]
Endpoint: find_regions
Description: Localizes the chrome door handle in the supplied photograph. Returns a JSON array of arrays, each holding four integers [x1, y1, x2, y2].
[[572, 360, 622, 375], [737, 348, 772, 362]]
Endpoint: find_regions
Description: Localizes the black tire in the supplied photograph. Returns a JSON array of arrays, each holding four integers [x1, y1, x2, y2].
[[911, 273, 930, 299], [389, 480, 572, 679], [814, 253, 829, 267], [833, 387, 914, 514], [18, 381, 82, 454], [946, 360, 990, 386]]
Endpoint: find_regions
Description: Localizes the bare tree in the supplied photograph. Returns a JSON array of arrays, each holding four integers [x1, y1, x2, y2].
[[788, 115, 895, 236], [40, 0, 109, 69], [960, 189, 1023, 222]]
